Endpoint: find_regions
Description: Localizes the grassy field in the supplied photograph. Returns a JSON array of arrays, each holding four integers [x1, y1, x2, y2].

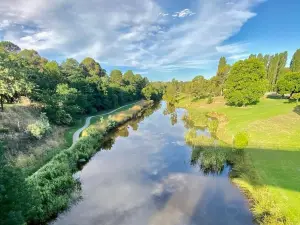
[[177, 95, 300, 225]]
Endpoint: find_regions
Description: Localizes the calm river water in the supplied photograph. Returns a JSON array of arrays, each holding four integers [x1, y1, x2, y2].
[[51, 102, 253, 225]]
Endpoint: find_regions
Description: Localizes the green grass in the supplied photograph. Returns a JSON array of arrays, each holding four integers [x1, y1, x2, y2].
[[177, 96, 300, 225], [64, 101, 139, 146], [89, 101, 138, 125]]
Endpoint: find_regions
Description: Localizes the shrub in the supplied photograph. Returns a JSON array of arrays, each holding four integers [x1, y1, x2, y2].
[[27, 113, 51, 139], [233, 132, 249, 150], [56, 110, 73, 125], [207, 96, 213, 104], [207, 119, 218, 134]]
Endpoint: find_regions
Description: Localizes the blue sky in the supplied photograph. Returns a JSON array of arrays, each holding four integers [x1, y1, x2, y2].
[[0, 0, 299, 81]]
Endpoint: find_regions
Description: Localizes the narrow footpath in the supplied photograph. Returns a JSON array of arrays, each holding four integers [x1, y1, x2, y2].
[[72, 102, 137, 145]]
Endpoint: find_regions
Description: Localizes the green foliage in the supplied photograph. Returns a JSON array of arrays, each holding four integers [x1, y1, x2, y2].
[[291, 93, 300, 104], [27, 113, 51, 139], [163, 79, 180, 104], [207, 95, 213, 104], [207, 119, 218, 134], [224, 58, 267, 106], [0, 41, 21, 53], [290, 49, 300, 72], [233, 132, 249, 150], [0, 144, 38, 225], [109, 70, 123, 85], [141, 83, 163, 101], [0, 52, 34, 111], [191, 75, 211, 99], [80, 57, 105, 77], [215, 57, 230, 95], [277, 72, 300, 96]]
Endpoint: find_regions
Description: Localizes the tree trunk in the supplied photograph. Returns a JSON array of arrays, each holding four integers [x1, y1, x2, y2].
[[0, 95, 4, 112]]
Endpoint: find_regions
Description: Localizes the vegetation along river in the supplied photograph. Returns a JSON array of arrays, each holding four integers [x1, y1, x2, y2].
[[51, 102, 253, 225]]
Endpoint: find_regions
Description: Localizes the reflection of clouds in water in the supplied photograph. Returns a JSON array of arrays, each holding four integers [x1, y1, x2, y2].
[[152, 173, 188, 196], [171, 140, 185, 146], [52, 103, 253, 225]]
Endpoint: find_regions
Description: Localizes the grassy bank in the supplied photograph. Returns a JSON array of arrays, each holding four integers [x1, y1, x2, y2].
[[177, 95, 300, 225], [25, 100, 153, 224]]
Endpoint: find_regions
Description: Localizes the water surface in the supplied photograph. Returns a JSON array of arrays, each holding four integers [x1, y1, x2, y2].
[[52, 102, 253, 225]]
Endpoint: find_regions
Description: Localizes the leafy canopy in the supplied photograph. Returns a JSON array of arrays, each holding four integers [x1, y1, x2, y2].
[[224, 58, 267, 106]]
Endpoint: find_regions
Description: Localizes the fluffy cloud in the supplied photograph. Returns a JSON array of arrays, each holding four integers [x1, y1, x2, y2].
[[0, 0, 262, 75], [172, 9, 196, 18]]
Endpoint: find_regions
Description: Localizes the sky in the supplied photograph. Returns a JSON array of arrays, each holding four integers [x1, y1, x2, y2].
[[0, 0, 299, 81]]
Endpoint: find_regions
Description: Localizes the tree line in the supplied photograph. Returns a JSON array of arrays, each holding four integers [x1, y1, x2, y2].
[[163, 48, 300, 106], [0, 41, 151, 124]]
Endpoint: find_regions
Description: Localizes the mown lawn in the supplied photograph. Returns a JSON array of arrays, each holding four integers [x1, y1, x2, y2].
[[177, 95, 300, 225]]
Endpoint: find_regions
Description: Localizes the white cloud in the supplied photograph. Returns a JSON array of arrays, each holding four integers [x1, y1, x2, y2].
[[172, 9, 196, 18], [216, 43, 248, 54], [0, 0, 262, 75], [159, 12, 169, 17], [0, 19, 11, 29]]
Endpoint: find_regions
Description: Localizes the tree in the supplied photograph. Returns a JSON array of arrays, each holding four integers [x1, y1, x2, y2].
[[110, 70, 123, 85], [0, 52, 33, 111], [163, 79, 179, 104], [142, 84, 163, 101], [290, 49, 300, 72], [224, 58, 267, 106], [80, 57, 105, 77], [123, 70, 135, 85], [0, 41, 21, 53], [18, 49, 47, 69], [44, 61, 62, 81], [272, 51, 288, 90], [277, 72, 300, 98], [215, 57, 230, 95], [191, 75, 210, 99]]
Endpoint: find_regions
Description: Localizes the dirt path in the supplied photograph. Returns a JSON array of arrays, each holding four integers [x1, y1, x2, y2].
[[72, 102, 137, 145]]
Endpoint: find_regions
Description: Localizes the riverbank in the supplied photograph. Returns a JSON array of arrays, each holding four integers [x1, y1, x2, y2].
[[176, 95, 300, 225], [25, 100, 154, 224]]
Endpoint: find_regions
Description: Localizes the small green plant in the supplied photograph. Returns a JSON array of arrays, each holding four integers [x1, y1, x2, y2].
[[207, 96, 213, 104], [233, 132, 249, 150], [99, 116, 104, 124], [27, 113, 51, 139], [207, 119, 218, 134]]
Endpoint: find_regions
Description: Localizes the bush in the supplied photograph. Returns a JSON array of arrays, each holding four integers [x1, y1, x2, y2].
[[27, 113, 51, 139], [207, 96, 213, 104], [233, 132, 249, 150], [207, 119, 218, 134], [55, 110, 73, 125]]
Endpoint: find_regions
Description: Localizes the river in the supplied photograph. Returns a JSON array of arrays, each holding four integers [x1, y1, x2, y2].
[[51, 102, 253, 225]]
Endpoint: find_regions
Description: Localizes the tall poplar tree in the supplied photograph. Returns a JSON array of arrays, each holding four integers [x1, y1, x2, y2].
[[290, 49, 300, 72]]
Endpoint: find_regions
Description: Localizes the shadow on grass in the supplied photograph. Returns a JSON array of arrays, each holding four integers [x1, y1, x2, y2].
[[293, 105, 300, 115], [189, 144, 300, 194]]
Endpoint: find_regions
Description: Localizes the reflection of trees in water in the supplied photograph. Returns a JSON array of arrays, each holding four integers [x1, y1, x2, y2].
[[191, 147, 227, 175], [118, 126, 129, 137], [184, 120, 228, 175], [101, 103, 161, 150], [164, 102, 178, 126], [102, 137, 115, 150]]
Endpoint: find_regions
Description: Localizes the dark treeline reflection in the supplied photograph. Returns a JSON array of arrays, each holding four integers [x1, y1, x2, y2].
[[101, 103, 162, 150], [180, 108, 235, 176]]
